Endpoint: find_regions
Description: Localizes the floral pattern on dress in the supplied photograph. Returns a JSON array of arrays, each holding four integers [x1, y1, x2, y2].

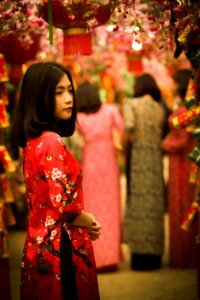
[[20, 131, 100, 300]]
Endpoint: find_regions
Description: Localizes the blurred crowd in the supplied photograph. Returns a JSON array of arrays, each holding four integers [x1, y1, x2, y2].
[[7, 68, 199, 276]]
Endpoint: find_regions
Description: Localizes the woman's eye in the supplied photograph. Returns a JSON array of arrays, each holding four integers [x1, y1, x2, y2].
[[55, 90, 63, 95]]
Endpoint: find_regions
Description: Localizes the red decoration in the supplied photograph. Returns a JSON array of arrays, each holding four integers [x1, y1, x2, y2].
[[0, 34, 40, 86], [181, 201, 199, 231], [0, 146, 16, 173], [0, 101, 9, 128], [0, 54, 8, 83], [0, 85, 9, 105], [171, 106, 200, 129], [8, 65, 24, 87], [127, 51, 144, 76], [41, 0, 113, 55], [63, 28, 92, 55], [0, 34, 40, 65]]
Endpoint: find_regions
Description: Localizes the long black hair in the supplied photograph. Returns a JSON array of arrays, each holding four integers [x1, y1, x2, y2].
[[11, 62, 77, 148], [134, 73, 162, 102], [76, 81, 101, 114]]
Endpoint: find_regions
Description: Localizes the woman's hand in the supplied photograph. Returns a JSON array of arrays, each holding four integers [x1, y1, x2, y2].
[[72, 211, 101, 240], [89, 220, 101, 241]]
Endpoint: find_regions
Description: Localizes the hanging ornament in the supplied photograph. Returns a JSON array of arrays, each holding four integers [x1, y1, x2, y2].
[[0, 101, 9, 128], [0, 54, 8, 83], [41, 0, 114, 55], [171, 106, 200, 130], [181, 201, 199, 231], [8, 65, 25, 87], [0, 34, 40, 65], [126, 51, 144, 76], [0, 33, 40, 86], [0, 85, 9, 105], [0, 146, 16, 173]]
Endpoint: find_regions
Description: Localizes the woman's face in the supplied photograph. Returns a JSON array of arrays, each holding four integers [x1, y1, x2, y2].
[[55, 73, 73, 120]]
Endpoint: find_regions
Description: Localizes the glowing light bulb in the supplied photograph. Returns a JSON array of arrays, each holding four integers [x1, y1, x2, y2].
[[107, 25, 115, 32], [131, 40, 142, 51], [148, 32, 155, 38]]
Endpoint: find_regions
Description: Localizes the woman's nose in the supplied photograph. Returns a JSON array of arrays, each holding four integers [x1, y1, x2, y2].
[[65, 93, 72, 103]]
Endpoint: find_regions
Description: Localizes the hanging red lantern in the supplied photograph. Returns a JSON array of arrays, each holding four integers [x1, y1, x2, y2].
[[126, 51, 144, 76], [0, 34, 40, 65], [0, 34, 40, 85], [41, 0, 114, 55]]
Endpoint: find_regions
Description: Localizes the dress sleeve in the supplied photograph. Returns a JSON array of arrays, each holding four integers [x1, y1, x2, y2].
[[111, 105, 125, 137], [162, 129, 192, 154], [40, 133, 82, 223]]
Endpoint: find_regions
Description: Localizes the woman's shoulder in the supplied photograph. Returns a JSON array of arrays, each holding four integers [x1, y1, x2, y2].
[[125, 96, 144, 104], [27, 132, 64, 149], [102, 103, 121, 114], [123, 97, 143, 111], [41, 131, 65, 146]]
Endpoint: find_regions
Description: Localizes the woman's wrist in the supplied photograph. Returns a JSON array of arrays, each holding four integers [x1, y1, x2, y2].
[[72, 210, 93, 228]]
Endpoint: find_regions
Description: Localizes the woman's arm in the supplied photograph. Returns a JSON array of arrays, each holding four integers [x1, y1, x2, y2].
[[72, 211, 101, 241], [162, 129, 192, 154], [72, 210, 94, 227], [40, 133, 101, 239]]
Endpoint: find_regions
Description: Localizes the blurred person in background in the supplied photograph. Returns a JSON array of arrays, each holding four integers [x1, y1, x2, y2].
[[162, 69, 197, 269], [122, 73, 168, 271], [76, 81, 124, 271]]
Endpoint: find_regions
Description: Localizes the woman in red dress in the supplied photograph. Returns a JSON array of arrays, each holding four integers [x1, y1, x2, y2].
[[162, 69, 197, 269], [11, 62, 101, 300]]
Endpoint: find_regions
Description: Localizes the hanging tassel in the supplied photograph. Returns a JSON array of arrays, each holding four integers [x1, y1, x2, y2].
[[63, 28, 92, 55]]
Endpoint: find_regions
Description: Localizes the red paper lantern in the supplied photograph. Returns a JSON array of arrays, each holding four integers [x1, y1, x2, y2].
[[0, 34, 40, 65], [127, 51, 144, 76], [0, 34, 40, 85], [41, 0, 113, 55]]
